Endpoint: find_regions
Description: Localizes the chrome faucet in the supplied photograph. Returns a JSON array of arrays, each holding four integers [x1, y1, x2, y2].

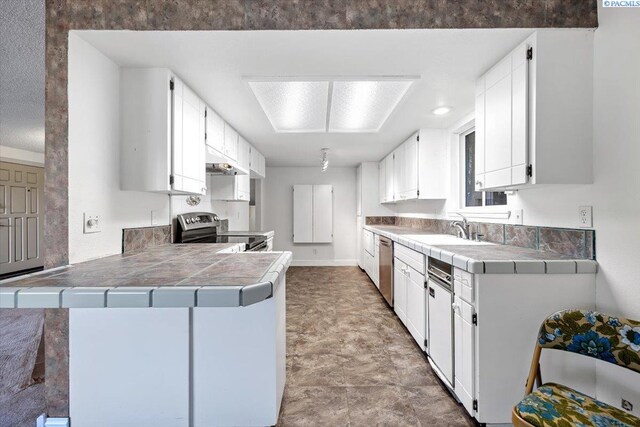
[[450, 213, 470, 240]]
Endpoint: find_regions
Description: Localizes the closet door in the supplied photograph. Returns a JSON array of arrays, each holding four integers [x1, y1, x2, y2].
[[312, 185, 333, 243]]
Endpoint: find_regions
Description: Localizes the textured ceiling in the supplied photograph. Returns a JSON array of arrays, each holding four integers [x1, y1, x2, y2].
[[0, 0, 45, 154]]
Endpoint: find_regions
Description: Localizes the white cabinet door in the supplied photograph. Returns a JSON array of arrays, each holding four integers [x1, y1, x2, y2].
[[312, 185, 333, 243], [293, 185, 313, 243], [394, 259, 407, 325], [475, 89, 486, 192], [224, 123, 238, 161], [356, 164, 362, 216], [237, 174, 250, 201], [385, 154, 394, 202], [404, 134, 419, 199], [206, 108, 225, 155], [454, 296, 475, 416], [357, 217, 364, 269], [237, 136, 251, 173], [173, 79, 206, 194], [250, 147, 266, 179], [428, 278, 453, 385], [393, 147, 404, 201], [363, 229, 374, 256], [405, 266, 426, 351], [373, 236, 380, 288], [378, 160, 386, 203], [511, 47, 529, 186], [484, 70, 512, 181]]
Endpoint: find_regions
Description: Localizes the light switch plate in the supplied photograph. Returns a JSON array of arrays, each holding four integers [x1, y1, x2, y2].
[[579, 206, 593, 228], [512, 209, 523, 225], [83, 213, 101, 234]]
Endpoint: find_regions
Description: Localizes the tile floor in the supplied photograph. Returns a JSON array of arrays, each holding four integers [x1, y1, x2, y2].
[[278, 266, 476, 426]]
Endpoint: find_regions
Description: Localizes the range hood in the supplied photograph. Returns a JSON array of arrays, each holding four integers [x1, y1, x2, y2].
[[206, 146, 249, 175]]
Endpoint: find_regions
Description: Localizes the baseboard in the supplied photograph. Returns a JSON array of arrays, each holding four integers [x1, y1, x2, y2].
[[290, 259, 358, 267]]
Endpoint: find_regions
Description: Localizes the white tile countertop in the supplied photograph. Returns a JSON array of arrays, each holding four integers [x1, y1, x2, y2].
[[0, 244, 292, 309], [365, 224, 597, 274]]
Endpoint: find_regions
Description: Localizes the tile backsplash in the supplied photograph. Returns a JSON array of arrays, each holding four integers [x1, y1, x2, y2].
[[365, 216, 595, 260], [122, 225, 172, 253]]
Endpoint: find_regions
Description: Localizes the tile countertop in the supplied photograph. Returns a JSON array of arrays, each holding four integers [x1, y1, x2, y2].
[[364, 225, 597, 275], [0, 244, 292, 309]]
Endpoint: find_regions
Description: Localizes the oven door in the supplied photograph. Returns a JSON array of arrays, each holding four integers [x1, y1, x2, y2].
[[247, 240, 268, 252]]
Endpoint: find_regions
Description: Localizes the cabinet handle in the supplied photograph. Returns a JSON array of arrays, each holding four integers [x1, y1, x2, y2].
[[452, 302, 459, 311], [475, 180, 483, 188]]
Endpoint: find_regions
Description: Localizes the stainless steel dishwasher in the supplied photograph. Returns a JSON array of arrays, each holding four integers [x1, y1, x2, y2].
[[378, 237, 393, 306]]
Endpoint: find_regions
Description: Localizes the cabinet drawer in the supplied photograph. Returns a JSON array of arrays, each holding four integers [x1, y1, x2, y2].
[[394, 244, 425, 275], [363, 230, 374, 255], [453, 268, 474, 304]]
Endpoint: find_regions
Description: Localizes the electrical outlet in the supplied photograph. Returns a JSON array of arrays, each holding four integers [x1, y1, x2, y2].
[[579, 206, 593, 228], [151, 210, 158, 225], [512, 209, 523, 225], [622, 398, 633, 412], [83, 213, 101, 234]]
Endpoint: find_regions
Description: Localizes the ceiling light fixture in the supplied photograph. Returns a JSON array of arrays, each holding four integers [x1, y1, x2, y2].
[[246, 76, 417, 133], [432, 106, 452, 116], [321, 148, 329, 172], [247, 81, 329, 132]]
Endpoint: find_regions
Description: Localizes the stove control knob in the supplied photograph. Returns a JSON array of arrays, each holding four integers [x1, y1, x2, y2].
[[185, 218, 191, 224]]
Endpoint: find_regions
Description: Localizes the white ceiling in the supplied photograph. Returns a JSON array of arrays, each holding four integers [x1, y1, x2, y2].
[[77, 28, 533, 167], [0, 0, 45, 154]]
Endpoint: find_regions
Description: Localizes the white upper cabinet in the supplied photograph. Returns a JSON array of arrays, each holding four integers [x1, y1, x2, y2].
[[209, 174, 250, 202], [378, 159, 386, 204], [475, 30, 594, 191], [380, 130, 447, 202], [205, 109, 225, 156], [237, 136, 251, 173], [250, 146, 266, 179], [223, 123, 239, 162], [120, 68, 206, 195], [293, 185, 333, 243]]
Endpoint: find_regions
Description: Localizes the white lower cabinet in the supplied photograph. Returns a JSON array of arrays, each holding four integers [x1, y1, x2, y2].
[[373, 235, 380, 288], [405, 265, 426, 351], [393, 259, 407, 325], [209, 174, 250, 202], [454, 295, 475, 416]]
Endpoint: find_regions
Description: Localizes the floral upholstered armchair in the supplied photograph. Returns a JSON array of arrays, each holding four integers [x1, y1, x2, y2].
[[512, 309, 640, 427]]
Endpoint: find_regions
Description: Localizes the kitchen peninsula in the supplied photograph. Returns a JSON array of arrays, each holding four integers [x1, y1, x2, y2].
[[0, 245, 292, 427]]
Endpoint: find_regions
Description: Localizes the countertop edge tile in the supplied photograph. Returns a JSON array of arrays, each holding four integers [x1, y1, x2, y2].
[[545, 261, 577, 274], [0, 287, 24, 308], [514, 261, 546, 274], [575, 260, 598, 274], [241, 282, 273, 307], [484, 261, 516, 274], [107, 287, 154, 308], [152, 287, 199, 308], [452, 255, 470, 270], [62, 288, 109, 308], [17, 287, 65, 308], [468, 261, 485, 274], [197, 286, 241, 307]]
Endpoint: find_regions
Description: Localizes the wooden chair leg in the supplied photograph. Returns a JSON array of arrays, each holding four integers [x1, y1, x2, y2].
[[525, 345, 542, 395]]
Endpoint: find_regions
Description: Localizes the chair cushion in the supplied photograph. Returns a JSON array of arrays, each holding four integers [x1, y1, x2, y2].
[[514, 383, 640, 427]]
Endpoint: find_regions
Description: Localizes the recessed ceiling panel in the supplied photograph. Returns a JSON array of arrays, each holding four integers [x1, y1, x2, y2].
[[328, 80, 414, 133], [248, 81, 329, 133]]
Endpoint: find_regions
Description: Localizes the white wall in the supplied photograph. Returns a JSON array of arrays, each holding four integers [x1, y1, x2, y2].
[[68, 33, 169, 263], [264, 167, 357, 265], [0, 146, 44, 166]]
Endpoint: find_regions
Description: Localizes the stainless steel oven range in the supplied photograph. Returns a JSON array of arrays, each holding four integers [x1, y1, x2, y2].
[[175, 212, 268, 252]]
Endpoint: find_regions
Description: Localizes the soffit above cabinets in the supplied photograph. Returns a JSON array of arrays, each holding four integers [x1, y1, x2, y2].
[[247, 77, 416, 133]]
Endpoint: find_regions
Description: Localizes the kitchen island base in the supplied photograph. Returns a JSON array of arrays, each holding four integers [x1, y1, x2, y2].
[[68, 276, 286, 427]]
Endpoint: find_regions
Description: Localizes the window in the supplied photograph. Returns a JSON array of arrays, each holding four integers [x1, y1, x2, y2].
[[463, 130, 507, 208]]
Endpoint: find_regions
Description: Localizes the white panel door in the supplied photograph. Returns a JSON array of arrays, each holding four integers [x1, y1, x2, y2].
[[454, 296, 476, 416], [312, 185, 333, 243], [172, 78, 184, 182], [405, 266, 426, 350], [237, 136, 251, 172], [0, 162, 44, 275], [394, 259, 407, 325], [393, 147, 404, 200], [174, 80, 205, 194], [293, 185, 313, 243], [356, 164, 362, 216], [205, 108, 225, 154]]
